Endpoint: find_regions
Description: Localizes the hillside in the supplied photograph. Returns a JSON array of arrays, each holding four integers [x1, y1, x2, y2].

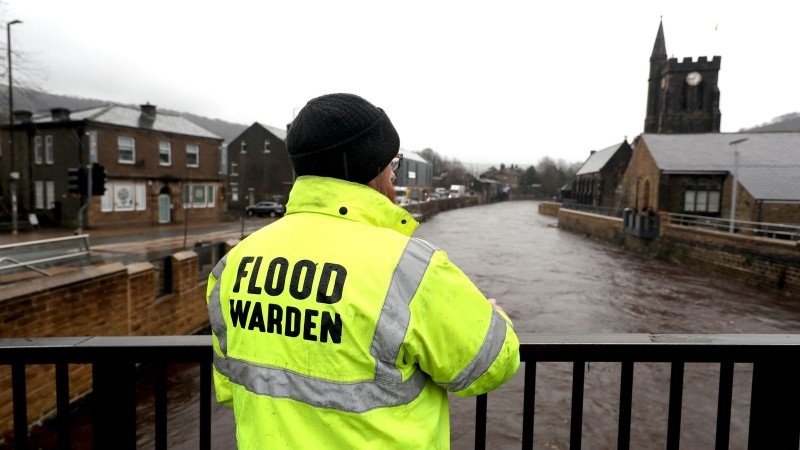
[[0, 85, 252, 142], [741, 112, 800, 132]]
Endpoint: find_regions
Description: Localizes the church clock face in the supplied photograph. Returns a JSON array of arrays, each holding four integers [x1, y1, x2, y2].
[[686, 71, 703, 86]]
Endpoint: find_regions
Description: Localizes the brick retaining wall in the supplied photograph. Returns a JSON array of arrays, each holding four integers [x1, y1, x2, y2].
[[0, 251, 210, 435]]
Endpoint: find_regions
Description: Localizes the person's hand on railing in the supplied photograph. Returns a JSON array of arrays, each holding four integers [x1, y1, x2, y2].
[[487, 298, 505, 314]]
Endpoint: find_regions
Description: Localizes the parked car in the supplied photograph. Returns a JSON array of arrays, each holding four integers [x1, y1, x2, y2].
[[245, 201, 285, 218]]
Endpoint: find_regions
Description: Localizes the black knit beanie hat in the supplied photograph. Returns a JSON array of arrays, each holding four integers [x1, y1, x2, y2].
[[286, 93, 400, 184]]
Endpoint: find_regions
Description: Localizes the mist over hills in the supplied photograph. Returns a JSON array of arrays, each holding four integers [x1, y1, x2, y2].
[[0, 85, 250, 142]]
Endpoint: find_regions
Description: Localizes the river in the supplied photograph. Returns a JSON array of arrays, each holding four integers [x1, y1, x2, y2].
[[27, 200, 800, 449]]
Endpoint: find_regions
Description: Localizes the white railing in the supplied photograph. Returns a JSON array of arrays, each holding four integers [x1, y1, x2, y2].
[[665, 213, 800, 241], [0, 234, 92, 275]]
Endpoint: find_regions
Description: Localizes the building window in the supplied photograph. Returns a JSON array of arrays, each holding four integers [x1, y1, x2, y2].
[[34, 136, 43, 164], [230, 162, 238, 176], [241, 141, 247, 153], [186, 144, 199, 167], [118, 136, 135, 163], [684, 190, 720, 213], [46, 181, 55, 208], [45, 136, 54, 164], [264, 139, 271, 154], [207, 185, 216, 208], [230, 182, 239, 202], [159, 141, 172, 166], [35, 181, 44, 209], [220, 144, 228, 175], [100, 181, 147, 213]]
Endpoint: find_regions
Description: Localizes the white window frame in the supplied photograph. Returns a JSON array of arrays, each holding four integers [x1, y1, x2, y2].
[[207, 185, 216, 208], [159, 141, 172, 166], [101, 183, 113, 212], [45, 135, 54, 164], [135, 183, 147, 211], [34, 136, 43, 164], [118, 136, 135, 164], [240, 141, 247, 153], [186, 144, 199, 167], [35, 181, 44, 209], [264, 139, 271, 154], [230, 182, 239, 202], [684, 189, 721, 213], [46, 181, 55, 208], [230, 162, 238, 176]]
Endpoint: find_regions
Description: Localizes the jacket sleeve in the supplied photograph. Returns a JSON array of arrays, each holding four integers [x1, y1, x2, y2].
[[403, 249, 520, 397], [207, 261, 234, 408]]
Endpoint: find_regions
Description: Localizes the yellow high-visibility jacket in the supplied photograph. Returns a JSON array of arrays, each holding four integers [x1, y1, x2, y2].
[[207, 176, 520, 449]]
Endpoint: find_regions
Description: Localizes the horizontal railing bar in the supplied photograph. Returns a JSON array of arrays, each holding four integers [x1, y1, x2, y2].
[[2, 334, 800, 365], [0, 336, 212, 364], [0, 234, 91, 251], [517, 333, 800, 362], [0, 251, 91, 272]]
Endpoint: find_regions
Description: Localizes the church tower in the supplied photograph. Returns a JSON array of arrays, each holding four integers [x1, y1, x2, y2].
[[644, 20, 722, 133]]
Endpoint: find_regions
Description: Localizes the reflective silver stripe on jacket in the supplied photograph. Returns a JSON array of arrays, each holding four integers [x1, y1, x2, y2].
[[438, 309, 508, 392], [215, 353, 429, 413], [208, 254, 228, 358], [371, 238, 437, 382]]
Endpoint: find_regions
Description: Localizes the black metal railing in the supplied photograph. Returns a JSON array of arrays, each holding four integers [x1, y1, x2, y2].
[[1, 333, 798, 449]]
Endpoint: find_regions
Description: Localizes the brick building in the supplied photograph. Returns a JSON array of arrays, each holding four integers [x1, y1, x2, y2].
[[0, 104, 225, 229]]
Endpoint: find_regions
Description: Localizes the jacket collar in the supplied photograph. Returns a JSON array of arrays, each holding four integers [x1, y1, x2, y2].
[[285, 176, 419, 237]]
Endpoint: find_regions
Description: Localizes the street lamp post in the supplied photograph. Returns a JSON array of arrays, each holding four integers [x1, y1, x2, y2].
[[7, 19, 22, 235], [728, 138, 748, 233]]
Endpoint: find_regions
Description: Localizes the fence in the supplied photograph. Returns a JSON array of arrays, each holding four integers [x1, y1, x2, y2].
[[1, 333, 798, 449], [0, 235, 92, 279], [665, 213, 800, 241]]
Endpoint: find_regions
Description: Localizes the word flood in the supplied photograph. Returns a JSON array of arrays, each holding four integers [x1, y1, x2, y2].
[[233, 256, 347, 304]]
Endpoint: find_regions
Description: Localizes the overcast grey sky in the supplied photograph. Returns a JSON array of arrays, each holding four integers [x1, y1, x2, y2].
[[5, 0, 799, 168]]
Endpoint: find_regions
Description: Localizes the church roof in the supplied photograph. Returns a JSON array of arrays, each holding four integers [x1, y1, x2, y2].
[[576, 142, 625, 175], [641, 133, 800, 202], [651, 20, 667, 59]]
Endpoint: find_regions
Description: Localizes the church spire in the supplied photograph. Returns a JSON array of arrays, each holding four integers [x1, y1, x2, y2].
[[651, 18, 667, 61]]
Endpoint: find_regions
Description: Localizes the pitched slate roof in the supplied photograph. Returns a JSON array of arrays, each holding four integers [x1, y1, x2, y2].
[[400, 150, 430, 165], [33, 104, 221, 140], [576, 142, 624, 175], [642, 133, 800, 201]]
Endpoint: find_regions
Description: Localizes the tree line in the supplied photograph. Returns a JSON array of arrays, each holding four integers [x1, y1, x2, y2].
[[419, 148, 581, 199]]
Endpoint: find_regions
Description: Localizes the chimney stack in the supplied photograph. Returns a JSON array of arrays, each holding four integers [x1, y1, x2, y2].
[[51, 107, 71, 121], [140, 103, 157, 119]]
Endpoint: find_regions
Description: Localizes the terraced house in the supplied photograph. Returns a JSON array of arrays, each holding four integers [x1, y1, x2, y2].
[[0, 103, 225, 229]]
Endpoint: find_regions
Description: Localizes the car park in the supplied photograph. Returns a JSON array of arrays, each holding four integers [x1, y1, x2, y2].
[[245, 201, 285, 218]]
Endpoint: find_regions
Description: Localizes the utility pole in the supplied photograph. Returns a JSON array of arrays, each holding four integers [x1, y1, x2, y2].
[[7, 19, 22, 235], [728, 138, 748, 233]]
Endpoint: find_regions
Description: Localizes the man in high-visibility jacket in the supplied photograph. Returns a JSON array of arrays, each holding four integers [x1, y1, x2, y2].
[[207, 93, 520, 449]]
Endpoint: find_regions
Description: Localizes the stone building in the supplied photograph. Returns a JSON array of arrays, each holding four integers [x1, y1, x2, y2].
[[622, 133, 800, 225], [573, 140, 632, 208], [644, 20, 722, 134]]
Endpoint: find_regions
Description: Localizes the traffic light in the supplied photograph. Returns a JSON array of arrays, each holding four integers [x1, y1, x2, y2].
[[91, 163, 107, 196], [67, 167, 86, 195]]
